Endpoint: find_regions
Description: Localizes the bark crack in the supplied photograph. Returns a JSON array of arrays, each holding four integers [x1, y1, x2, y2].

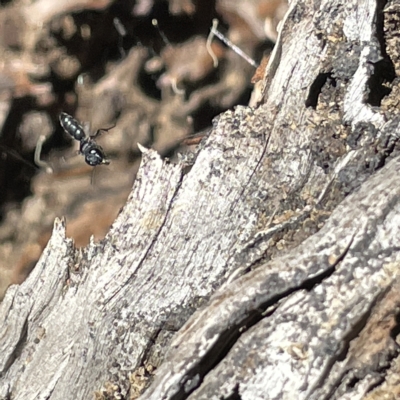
[[169, 235, 355, 399]]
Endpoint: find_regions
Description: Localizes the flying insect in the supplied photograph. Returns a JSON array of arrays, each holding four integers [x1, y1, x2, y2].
[[59, 112, 112, 166]]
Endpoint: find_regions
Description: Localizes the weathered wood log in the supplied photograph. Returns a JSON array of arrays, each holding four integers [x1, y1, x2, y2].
[[2, 0, 400, 399]]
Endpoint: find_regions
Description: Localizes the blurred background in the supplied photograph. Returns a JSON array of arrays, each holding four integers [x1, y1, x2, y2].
[[0, 0, 287, 298]]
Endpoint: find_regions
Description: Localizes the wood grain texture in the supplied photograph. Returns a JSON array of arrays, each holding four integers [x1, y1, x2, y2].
[[2, 0, 400, 399], [142, 155, 400, 399]]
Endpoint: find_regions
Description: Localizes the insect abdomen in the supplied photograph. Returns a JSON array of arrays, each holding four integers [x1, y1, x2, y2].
[[59, 112, 85, 141]]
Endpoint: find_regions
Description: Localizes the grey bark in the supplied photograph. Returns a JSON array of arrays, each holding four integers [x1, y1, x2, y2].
[[2, 0, 400, 399]]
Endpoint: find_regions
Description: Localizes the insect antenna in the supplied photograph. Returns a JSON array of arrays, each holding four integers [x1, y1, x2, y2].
[[90, 124, 116, 139]]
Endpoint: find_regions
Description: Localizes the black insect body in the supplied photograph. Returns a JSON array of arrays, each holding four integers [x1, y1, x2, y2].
[[59, 112, 111, 166]]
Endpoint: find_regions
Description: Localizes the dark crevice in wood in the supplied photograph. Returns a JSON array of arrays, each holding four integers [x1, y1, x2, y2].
[[366, 59, 395, 106], [347, 375, 360, 388], [366, 0, 395, 106], [175, 237, 355, 399], [305, 72, 333, 109], [222, 384, 241, 400], [389, 307, 400, 340], [170, 309, 264, 400], [169, 253, 351, 399], [375, 0, 390, 53]]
